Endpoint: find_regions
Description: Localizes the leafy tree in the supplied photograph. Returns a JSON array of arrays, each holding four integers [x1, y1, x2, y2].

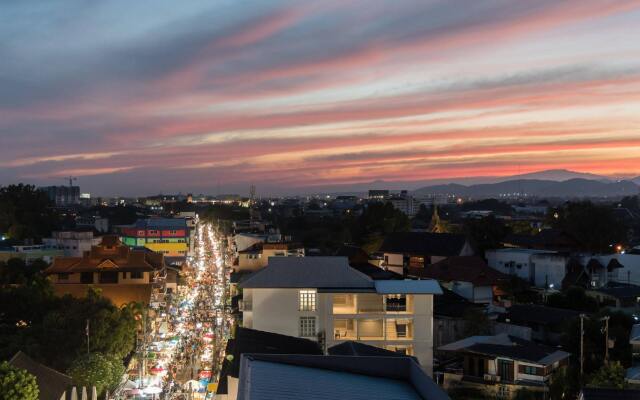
[[0, 284, 137, 372], [548, 201, 626, 252], [549, 366, 580, 400], [351, 202, 410, 252], [587, 361, 626, 389], [513, 388, 539, 400], [546, 287, 599, 313], [0, 258, 49, 285], [0, 184, 58, 241], [462, 215, 508, 256], [67, 353, 124, 397], [0, 361, 39, 400]]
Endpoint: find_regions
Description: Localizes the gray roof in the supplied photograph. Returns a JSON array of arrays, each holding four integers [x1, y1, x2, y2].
[[439, 334, 570, 365], [631, 324, 640, 344], [239, 257, 374, 289], [237, 354, 450, 400], [375, 280, 442, 295]]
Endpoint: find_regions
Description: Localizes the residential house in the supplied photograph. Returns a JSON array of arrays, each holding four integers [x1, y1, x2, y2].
[[236, 242, 304, 272], [216, 327, 323, 400], [440, 334, 570, 399], [235, 354, 450, 400], [45, 235, 166, 306], [408, 256, 508, 304], [42, 231, 101, 257], [486, 248, 570, 288], [239, 256, 442, 374], [585, 282, 640, 311], [380, 232, 473, 276], [627, 324, 640, 386], [0, 244, 63, 264]]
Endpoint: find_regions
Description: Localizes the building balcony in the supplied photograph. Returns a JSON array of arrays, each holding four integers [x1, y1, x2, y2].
[[239, 299, 252, 311], [332, 318, 413, 341]]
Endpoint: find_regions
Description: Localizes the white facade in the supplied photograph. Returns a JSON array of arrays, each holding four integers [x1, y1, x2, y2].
[[242, 288, 436, 375], [486, 248, 568, 288], [42, 231, 101, 257]]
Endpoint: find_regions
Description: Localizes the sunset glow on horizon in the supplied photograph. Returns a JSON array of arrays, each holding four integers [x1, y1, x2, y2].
[[2, 0, 640, 195]]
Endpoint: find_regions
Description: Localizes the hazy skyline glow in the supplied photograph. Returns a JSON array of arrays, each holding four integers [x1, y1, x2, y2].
[[2, 0, 640, 195]]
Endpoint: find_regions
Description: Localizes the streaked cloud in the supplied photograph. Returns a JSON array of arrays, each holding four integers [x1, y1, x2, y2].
[[1, 0, 640, 195]]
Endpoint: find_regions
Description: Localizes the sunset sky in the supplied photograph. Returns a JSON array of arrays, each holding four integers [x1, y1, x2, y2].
[[2, 0, 640, 195]]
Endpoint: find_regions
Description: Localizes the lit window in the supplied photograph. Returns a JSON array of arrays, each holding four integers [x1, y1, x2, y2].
[[299, 317, 316, 337], [299, 290, 316, 311]]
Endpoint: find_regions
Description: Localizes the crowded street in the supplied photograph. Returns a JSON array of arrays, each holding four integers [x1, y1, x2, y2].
[[128, 218, 232, 399]]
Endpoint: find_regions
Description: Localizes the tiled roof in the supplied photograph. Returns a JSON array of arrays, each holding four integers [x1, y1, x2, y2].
[[46, 235, 163, 273], [440, 334, 570, 365], [379, 232, 468, 256], [9, 351, 72, 400], [408, 256, 508, 286]]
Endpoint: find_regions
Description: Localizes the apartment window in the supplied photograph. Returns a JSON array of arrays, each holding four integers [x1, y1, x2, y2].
[[395, 322, 407, 338], [80, 272, 94, 284], [131, 271, 143, 279], [519, 365, 540, 375], [299, 317, 316, 337], [299, 290, 316, 311], [385, 295, 407, 312]]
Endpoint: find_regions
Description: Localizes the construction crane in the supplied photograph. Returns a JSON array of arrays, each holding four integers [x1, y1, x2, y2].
[[249, 184, 256, 226], [65, 176, 77, 187]]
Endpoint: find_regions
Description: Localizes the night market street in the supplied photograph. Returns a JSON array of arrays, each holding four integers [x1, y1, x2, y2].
[[131, 219, 232, 399]]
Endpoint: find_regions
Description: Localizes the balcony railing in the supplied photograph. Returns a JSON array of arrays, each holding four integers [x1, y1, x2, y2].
[[239, 300, 252, 311]]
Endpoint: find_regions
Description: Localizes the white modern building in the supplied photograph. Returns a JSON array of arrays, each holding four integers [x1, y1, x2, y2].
[[42, 231, 101, 257], [486, 248, 569, 289], [239, 257, 442, 375]]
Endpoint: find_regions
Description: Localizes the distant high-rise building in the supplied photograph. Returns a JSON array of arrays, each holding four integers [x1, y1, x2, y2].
[[40, 185, 80, 206]]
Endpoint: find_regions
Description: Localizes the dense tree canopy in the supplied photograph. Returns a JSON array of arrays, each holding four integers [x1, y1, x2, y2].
[[0, 361, 39, 400], [67, 353, 124, 397], [0, 184, 58, 241], [588, 362, 626, 389], [0, 282, 137, 372], [548, 201, 627, 252]]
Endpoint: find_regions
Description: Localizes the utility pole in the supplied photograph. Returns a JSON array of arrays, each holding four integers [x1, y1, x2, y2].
[[602, 316, 610, 365], [579, 314, 586, 382], [86, 319, 90, 354]]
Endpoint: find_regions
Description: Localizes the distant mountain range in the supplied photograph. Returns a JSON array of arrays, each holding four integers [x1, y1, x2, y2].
[[413, 178, 639, 198], [298, 169, 640, 198]]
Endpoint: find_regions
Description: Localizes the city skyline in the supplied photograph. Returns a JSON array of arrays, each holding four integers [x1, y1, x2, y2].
[[2, 1, 640, 195]]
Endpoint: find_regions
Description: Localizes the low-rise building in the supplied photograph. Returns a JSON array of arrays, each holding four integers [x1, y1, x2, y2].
[[486, 248, 570, 288], [42, 231, 101, 257], [44, 235, 166, 306], [408, 256, 508, 304], [236, 242, 304, 272], [239, 256, 442, 374], [440, 334, 570, 399], [380, 232, 473, 276], [118, 218, 190, 265]]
